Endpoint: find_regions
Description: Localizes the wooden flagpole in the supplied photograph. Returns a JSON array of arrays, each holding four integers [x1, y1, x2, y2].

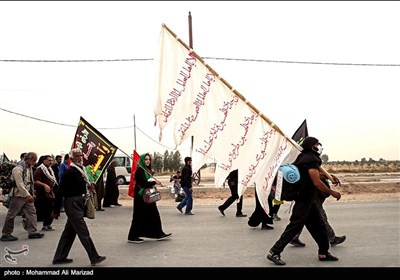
[[162, 23, 286, 137]]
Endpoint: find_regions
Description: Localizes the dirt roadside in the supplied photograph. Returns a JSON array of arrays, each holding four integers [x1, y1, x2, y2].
[[117, 181, 400, 207], [3, 172, 396, 208]]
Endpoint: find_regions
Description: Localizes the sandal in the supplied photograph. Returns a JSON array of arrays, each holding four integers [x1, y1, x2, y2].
[[319, 252, 339, 261], [267, 252, 286, 265]]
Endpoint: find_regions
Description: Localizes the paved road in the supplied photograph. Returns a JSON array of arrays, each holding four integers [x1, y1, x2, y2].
[[0, 200, 399, 274], [0, 201, 400, 279]]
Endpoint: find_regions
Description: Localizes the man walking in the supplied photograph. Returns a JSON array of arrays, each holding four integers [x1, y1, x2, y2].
[[1, 152, 44, 241], [177, 157, 194, 215]]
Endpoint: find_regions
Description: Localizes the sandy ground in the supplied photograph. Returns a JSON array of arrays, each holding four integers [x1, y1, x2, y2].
[[117, 179, 400, 207], [3, 172, 396, 208]]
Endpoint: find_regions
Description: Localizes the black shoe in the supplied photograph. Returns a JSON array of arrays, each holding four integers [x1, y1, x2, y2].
[[319, 252, 339, 261], [128, 238, 144, 244], [42, 226, 55, 231], [236, 213, 247, 217], [53, 258, 73, 265], [273, 214, 281, 221], [218, 206, 225, 216], [261, 224, 274, 230], [290, 238, 306, 247], [330, 235, 346, 246], [156, 233, 172, 241], [91, 256, 106, 266], [176, 206, 183, 213], [96, 208, 105, 211], [28, 232, 45, 239], [114, 203, 122, 206], [267, 252, 286, 265], [0, 235, 18, 241], [185, 212, 194, 215]]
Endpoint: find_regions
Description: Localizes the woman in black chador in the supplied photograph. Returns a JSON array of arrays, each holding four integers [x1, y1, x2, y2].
[[248, 186, 274, 230], [127, 153, 171, 243]]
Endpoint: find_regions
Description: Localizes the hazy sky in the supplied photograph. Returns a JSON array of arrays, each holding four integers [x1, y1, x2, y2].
[[0, 1, 399, 162]]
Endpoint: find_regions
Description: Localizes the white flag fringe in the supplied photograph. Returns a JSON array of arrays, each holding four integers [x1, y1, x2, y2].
[[153, 24, 301, 214]]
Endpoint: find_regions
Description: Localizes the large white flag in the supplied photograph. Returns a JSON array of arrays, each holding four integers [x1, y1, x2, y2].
[[154, 24, 301, 213], [214, 117, 300, 212], [153, 24, 218, 146]]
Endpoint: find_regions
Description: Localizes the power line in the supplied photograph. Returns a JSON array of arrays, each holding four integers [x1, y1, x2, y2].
[[0, 57, 399, 66], [0, 58, 152, 63], [0, 107, 75, 127], [135, 126, 183, 151], [0, 107, 132, 129], [202, 57, 400, 67], [0, 107, 183, 151]]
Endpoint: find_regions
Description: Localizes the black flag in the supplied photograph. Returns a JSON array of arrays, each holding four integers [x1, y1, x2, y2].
[[291, 119, 308, 144], [72, 117, 118, 183]]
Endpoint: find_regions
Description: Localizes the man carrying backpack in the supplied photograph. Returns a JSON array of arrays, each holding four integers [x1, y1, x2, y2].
[[266, 137, 340, 265], [1, 152, 44, 241]]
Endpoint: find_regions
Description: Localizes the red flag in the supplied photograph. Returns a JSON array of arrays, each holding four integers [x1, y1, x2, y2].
[[128, 150, 140, 198]]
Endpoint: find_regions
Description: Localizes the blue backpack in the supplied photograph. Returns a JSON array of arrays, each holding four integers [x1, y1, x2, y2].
[[275, 164, 303, 201]]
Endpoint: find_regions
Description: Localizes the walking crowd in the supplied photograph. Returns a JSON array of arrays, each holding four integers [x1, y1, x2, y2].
[[1, 137, 347, 266]]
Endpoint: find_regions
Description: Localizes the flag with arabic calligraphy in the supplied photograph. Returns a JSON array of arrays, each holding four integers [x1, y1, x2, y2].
[[71, 117, 118, 183], [153, 24, 302, 213]]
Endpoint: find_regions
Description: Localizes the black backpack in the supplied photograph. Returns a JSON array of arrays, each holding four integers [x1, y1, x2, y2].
[[0, 162, 17, 195], [275, 164, 303, 201]]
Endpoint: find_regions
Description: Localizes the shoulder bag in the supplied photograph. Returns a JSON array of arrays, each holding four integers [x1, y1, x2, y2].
[[143, 186, 161, 204], [84, 190, 97, 219]]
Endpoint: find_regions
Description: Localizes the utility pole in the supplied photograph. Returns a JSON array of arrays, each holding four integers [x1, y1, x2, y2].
[[188, 11, 200, 185]]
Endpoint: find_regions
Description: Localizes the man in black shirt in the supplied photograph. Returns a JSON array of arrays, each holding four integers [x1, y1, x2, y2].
[[52, 148, 106, 266], [218, 169, 247, 217], [267, 137, 341, 266], [177, 157, 194, 215]]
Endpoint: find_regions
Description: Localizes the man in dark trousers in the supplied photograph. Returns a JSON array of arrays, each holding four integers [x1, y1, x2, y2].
[[267, 136, 341, 266], [218, 169, 247, 217], [52, 148, 106, 266], [51, 155, 62, 194]]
